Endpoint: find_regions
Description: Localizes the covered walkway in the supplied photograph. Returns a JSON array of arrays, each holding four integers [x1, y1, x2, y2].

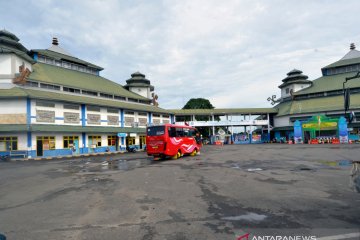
[[171, 108, 278, 143]]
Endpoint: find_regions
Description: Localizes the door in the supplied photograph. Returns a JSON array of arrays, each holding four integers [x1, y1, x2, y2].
[[74, 139, 80, 154], [36, 139, 43, 156], [304, 131, 311, 144], [139, 136, 146, 149]]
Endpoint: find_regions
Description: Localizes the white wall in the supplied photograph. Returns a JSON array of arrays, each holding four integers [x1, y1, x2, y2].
[[281, 83, 312, 98], [0, 54, 12, 75], [273, 115, 291, 127], [0, 99, 26, 113]]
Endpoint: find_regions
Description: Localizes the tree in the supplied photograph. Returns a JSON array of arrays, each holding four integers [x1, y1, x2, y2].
[[183, 98, 215, 110], [182, 98, 219, 137], [182, 98, 218, 121]]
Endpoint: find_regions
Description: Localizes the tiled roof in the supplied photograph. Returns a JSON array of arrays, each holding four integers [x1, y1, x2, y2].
[[31, 49, 103, 70], [294, 72, 360, 95], [275, 93, 360, 116], [28, 63, 148, 100]]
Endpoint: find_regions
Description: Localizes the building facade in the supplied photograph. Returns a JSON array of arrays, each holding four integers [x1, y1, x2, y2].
[[272, 44, 360, 142], [0, 30, 173, 158]]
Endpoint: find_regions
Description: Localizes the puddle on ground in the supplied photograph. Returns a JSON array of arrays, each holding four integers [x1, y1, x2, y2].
[[221, 212, 267, 222], [66, 158, 154, 173], [291, 165, 316, 172], [319, 160, 352, 167]]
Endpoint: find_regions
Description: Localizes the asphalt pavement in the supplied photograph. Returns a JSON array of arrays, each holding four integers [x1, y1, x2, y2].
[[0, 144, 359, 240]]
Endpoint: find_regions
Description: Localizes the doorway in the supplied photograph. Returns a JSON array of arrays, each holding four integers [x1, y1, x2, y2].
[[36, 139, 43, 156]]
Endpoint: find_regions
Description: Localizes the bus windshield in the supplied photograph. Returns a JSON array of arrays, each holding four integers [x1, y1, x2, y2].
[[147, 126, 165, 136]]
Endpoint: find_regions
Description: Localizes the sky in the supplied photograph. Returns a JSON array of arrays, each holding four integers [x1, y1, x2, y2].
[[1, 0, 360, 109]]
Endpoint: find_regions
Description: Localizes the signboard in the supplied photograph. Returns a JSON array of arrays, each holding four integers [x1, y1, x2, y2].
[[302, 122, 337, 129], [117, 133, 127, 137], [125, 117, 134, 125], [87, 114, 101, 125], [294, 120, 302, 143], [338, 117, 348, 143], [153, 119, 161, 124], [252, 134, 261, 142], [64, 112, 79, 123], [36, 110, 55, 123], [139, 118, 147, 126], [107, 115, 119, 125]]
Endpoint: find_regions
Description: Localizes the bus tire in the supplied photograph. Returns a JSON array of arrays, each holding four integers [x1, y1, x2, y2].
[[172, 151, 181, 160], [190, 149, 197, 156]]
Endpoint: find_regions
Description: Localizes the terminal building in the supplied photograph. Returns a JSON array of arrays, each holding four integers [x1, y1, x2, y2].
[[0, 30, 359, 158], [0, 30, 172, 158], [272, 43, 360, 143]]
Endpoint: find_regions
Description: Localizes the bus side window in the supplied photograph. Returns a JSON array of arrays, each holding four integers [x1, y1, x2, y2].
[[176, 128, 184, 137], [169, 127, 176, 137], [183, 129, 190, 137]]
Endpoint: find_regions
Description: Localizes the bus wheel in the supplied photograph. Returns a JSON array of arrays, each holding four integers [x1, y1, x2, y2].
[[190, 149, 197, 156], [172, 151, 181, 160]]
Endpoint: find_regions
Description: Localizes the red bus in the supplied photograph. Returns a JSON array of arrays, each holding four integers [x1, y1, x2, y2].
[[146, 124, 201, 159]]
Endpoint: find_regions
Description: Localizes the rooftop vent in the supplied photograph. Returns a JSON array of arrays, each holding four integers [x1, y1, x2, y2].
[[52, 37, 59, 46], [350, 43, 355, 50]]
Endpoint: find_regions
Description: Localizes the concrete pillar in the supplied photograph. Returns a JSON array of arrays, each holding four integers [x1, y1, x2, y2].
[[212, 115, 215, 136], [267, 113, 270, 141]]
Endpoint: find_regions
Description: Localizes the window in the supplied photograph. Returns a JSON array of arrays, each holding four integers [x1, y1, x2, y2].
[[107, 108, 118, 114], [139, 100, 151, 104], [36, 100, 55, 108], [153, 114, 160, 117], [40, 83, 61, 91], [25, 81, 39, 88], [63, 62, 71, 69], [88, 136, 102, 147], [128, 98, 138, 103], [138, 112, 147, 116], [108, 136, 116, 146], [63, 87, 81, 94], [126, 136, 135, 145], [0, 137, 18, 151], [45, 58, 54, 64], [38, 55, 45, 62], [125, 111, 134, 115], [147, 126, 165, 136], [87, 106, 101, 112], [285, 88, 289, 94], [114, 95, 126, 101], [37, 136, 55, 150], [162, 115, 170, 118], [63, 136, 79, 148], [100, 93, 113, 99], [82, 90, 98, 96], [63, 104, 80, 110]]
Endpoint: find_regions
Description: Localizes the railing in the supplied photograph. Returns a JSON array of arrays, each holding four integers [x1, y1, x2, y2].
[[176, 120, 269, 127]]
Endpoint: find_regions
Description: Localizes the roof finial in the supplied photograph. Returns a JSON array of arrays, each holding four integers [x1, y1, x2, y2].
[[350, 43, 355, 50], [52, 37, 58, 46]]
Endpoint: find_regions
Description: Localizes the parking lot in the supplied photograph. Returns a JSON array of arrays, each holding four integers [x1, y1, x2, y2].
[[0, 144, 359, 240]]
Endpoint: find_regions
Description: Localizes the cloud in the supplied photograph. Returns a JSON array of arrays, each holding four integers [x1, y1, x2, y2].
[[1, 0, 360, 110]]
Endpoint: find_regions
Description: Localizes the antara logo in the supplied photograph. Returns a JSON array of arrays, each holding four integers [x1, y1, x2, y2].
[[237, 233, 250, 240]]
